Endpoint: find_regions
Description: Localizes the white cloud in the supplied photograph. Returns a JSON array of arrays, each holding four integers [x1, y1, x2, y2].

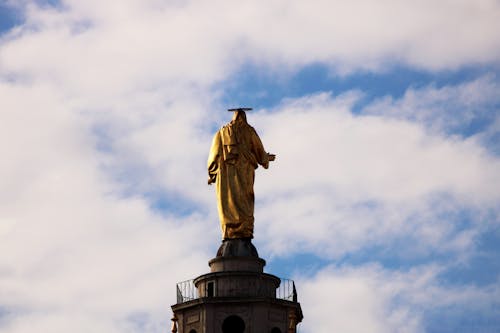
[[1, 0, 500, 92], [0, 1, 499, 332], [362, 74, 500, 158], [362, 75, 500, 136], [297, 264, 500, 333], [251, 91, 500, 258], [0, 81, 211, 332], [256, 92, 500, 203]]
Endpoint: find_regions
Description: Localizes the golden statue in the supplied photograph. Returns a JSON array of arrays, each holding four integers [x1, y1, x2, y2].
[[208, 108, 275, 240]]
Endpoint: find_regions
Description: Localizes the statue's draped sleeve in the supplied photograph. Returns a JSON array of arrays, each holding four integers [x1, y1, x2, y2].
[[207, 131, 222, 185], [248, 126, 269, 169]]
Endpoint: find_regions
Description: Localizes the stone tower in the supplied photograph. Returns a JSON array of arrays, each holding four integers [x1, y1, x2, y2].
[[171, 108, 303, 332], [171, 238, 303, 333]]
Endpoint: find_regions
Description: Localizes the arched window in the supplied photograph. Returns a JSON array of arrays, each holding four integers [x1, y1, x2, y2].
[[271, 328, 282, 333], [222, 315, 245, 333], [188, 330, 197, 333]]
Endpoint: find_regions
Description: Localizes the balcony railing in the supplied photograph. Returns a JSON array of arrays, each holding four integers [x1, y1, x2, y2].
[[276, 278, 296, 302], [176, 279, 198, 304], [175, 278, 297, 304]]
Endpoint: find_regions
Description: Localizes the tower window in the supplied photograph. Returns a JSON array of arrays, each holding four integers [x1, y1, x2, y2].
[[207, 281, 215, 297], [222, 315, 245, 333]]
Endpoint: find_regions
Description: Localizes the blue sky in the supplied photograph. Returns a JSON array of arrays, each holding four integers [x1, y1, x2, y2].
[[0, 1, 499, 332]]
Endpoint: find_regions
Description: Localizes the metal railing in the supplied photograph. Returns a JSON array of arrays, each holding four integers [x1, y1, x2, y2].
[[176, 279, 198, 304], [276, 278, 297, 302], [175, 278, 297, 304]]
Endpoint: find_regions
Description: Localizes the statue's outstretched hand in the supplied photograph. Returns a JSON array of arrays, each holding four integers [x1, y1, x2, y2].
[[268, 153, 276, 162]]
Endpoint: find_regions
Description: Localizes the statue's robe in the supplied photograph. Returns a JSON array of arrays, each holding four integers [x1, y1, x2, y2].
[[208, 120, 269, 239]]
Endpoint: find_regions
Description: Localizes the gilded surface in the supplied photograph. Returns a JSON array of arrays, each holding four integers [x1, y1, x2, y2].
[[208, 111, 275, 239]]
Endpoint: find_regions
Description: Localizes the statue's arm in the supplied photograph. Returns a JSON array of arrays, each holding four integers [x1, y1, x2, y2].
[[207, 131, 221, 184], [250, 128, 275, 169]]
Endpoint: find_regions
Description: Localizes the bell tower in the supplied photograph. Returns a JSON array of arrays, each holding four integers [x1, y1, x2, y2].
[[171, 239, 303, 333], [171, 108, 303, 332]]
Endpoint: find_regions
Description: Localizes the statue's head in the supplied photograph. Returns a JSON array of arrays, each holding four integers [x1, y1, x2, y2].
[[232, 110, 247, 123]]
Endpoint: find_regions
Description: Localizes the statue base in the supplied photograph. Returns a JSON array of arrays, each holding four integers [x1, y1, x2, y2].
[[216, 238, 259, 257], [210, 238, 265, 272]]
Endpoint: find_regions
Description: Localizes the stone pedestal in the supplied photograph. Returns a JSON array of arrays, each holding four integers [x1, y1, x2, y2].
[[171, 239, 303, 333]]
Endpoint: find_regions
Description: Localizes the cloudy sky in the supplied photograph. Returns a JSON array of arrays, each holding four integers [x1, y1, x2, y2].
[[1, 0, 499, 332]]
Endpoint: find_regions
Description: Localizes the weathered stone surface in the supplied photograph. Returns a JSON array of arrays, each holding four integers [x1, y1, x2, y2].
[[171, 239, 303, 333]]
